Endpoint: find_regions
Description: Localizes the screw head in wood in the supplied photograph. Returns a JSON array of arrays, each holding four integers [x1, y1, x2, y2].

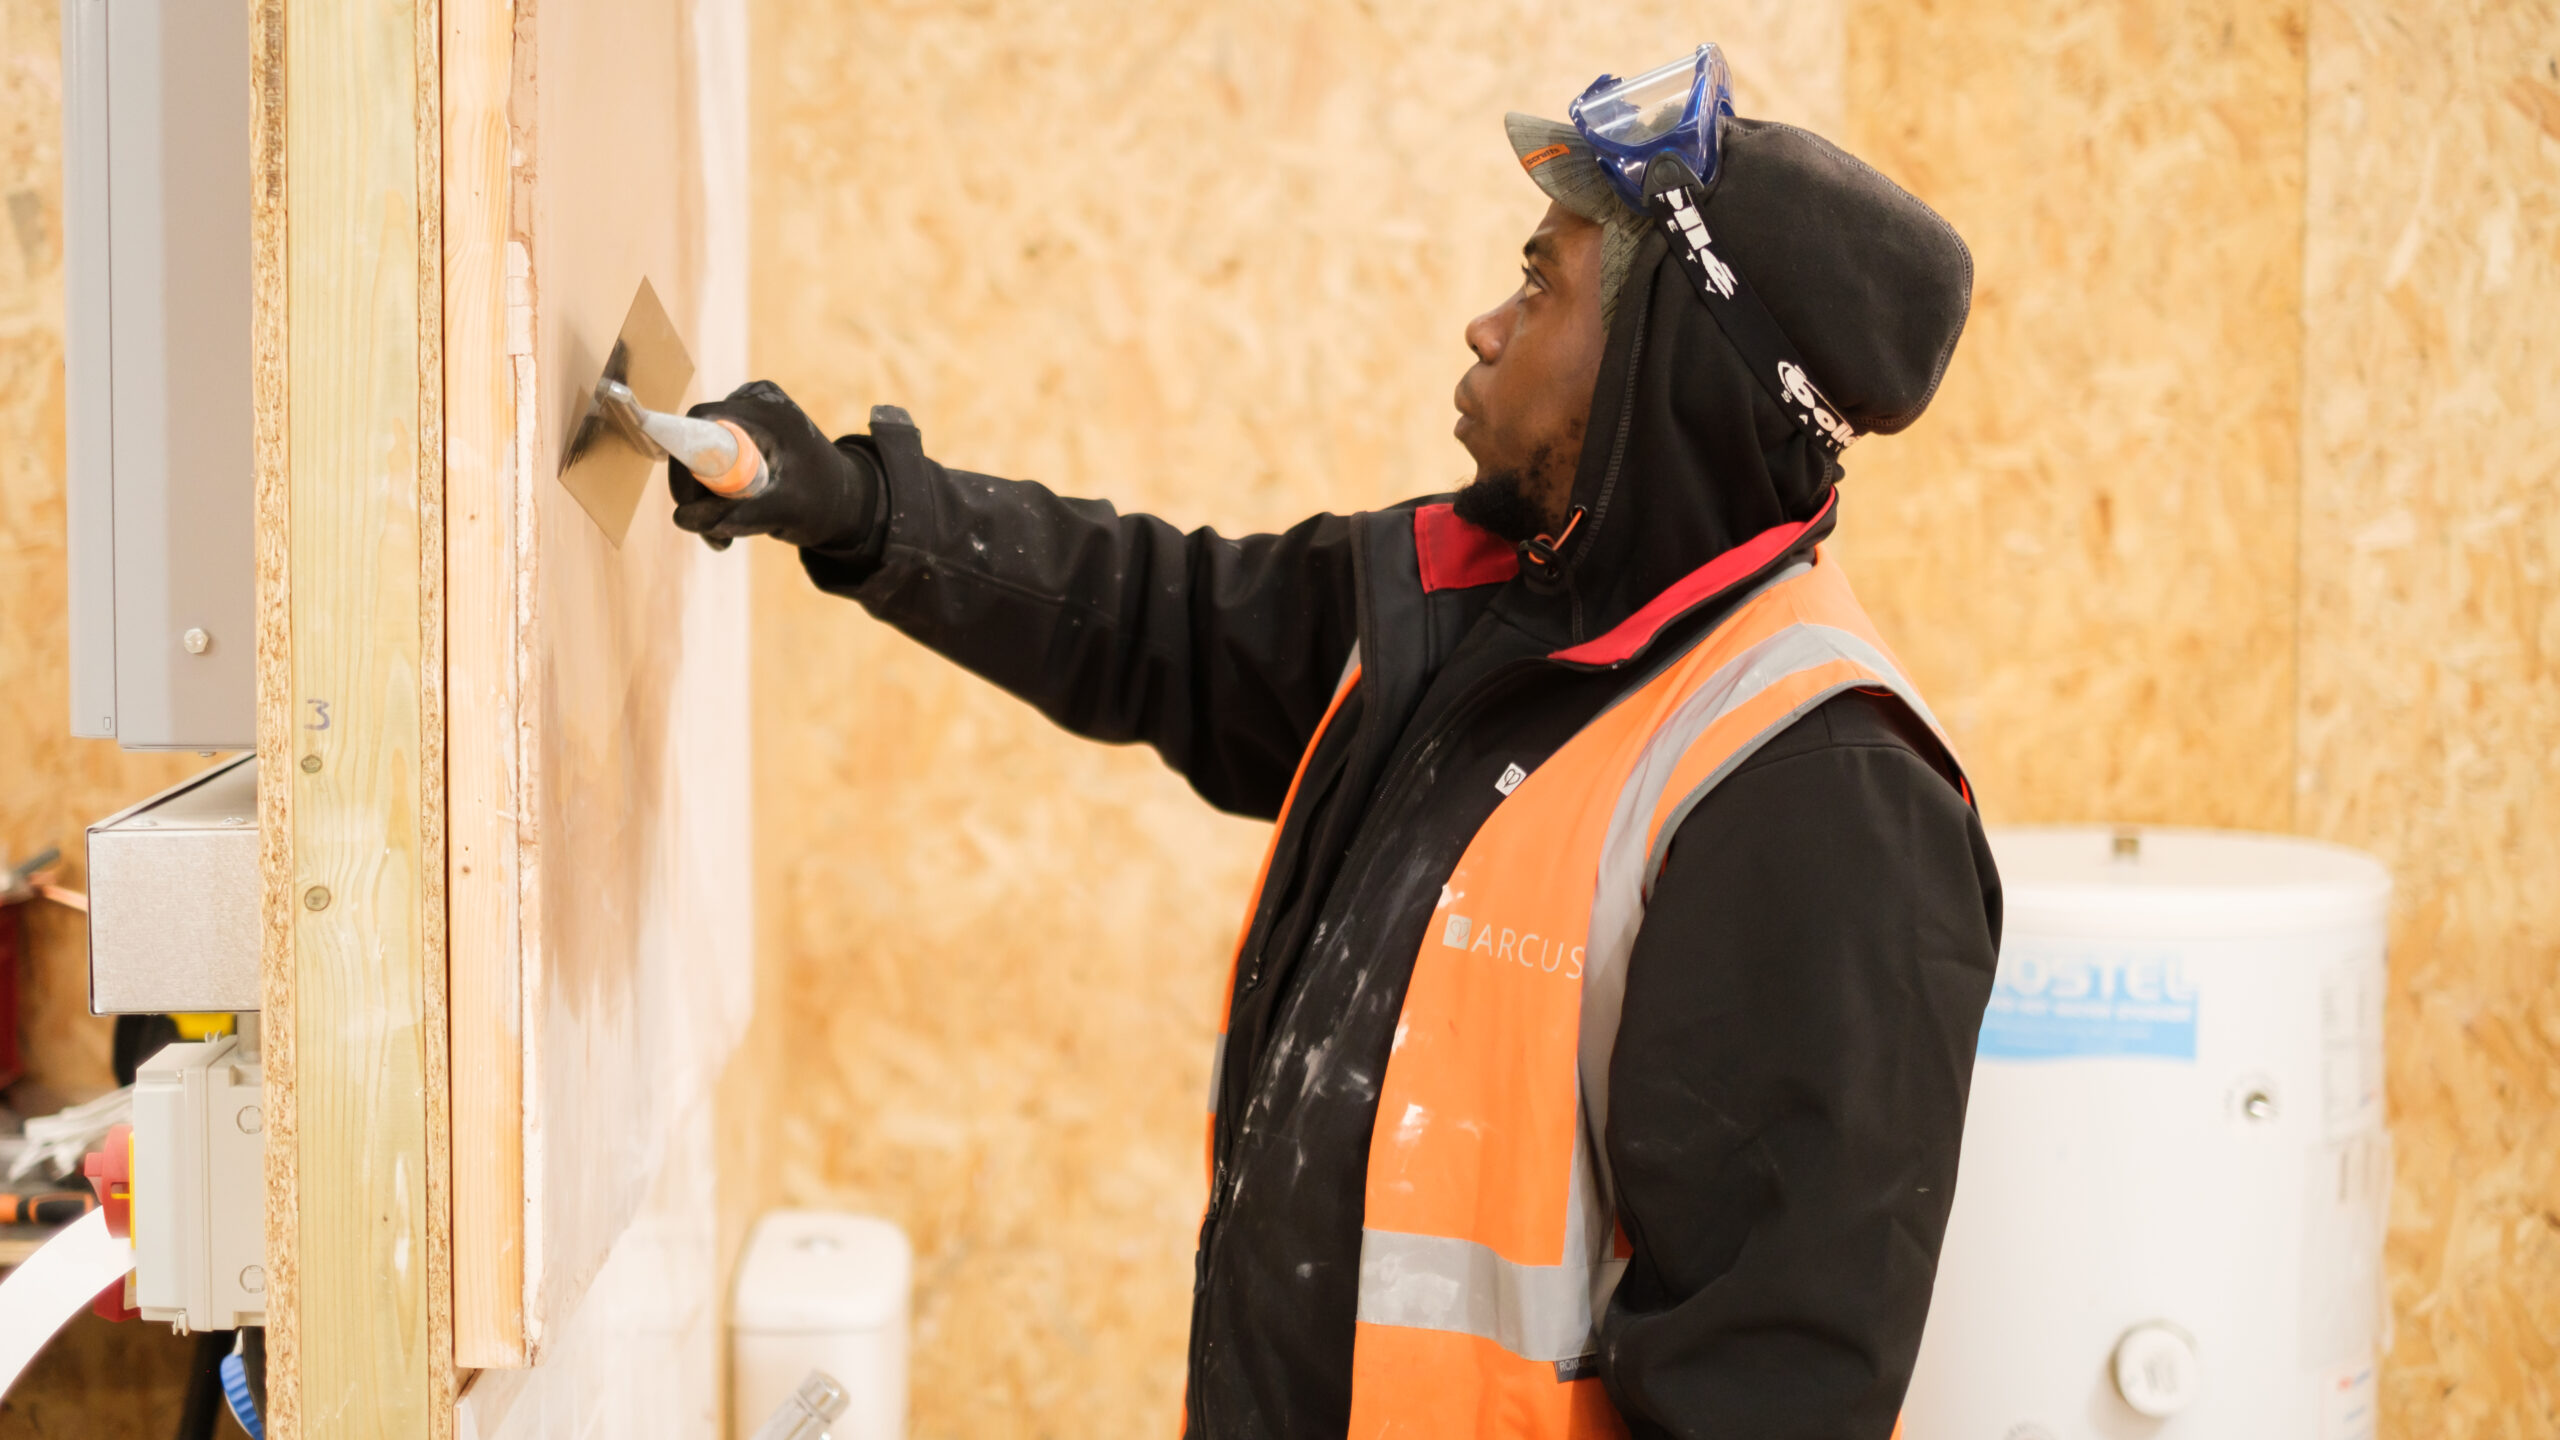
[[303, 885, 331, 911], [300, 754, 322, 773], [181, 627, 210, 654]]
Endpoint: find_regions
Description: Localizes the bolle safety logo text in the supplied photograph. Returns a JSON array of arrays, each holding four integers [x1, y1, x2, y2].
[[1664, 187, 1737, 298], [1439, 912, 1584, 979], [1777, 361, 1856, 450]]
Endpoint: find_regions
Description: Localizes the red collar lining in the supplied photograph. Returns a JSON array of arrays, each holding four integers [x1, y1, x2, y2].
[[1548, 492, 1836, 667], [1413, 503, 1521, 592]]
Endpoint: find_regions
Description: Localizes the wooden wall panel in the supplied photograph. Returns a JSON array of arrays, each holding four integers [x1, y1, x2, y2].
[[2299, 5, 2560, 1435], [0, 0, 198, 1109], [442, 0, 526, 1367], [457, 1097, 725, 1439], [256, 0, 452, 1430], [439, 0, 755, 1367], [1836, 0, 2309, 831], [511, 0, 755, 1360], [740, 3, 1843, 1431]]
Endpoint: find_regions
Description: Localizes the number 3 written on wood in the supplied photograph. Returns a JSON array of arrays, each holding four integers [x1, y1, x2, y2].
[[305, 699, 331, 731]]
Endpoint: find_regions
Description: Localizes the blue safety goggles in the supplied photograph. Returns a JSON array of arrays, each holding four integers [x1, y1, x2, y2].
[[1568, 45, 1735, 210], [1564, 45, 1859, 458]]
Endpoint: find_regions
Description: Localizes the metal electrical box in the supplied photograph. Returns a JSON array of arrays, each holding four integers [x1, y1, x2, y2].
[[87, 755, 260, 1015], [63, 0, 256, 750]]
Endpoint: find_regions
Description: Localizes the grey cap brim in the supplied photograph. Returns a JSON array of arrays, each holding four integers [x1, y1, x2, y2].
[[1505, 113, 1634, 225]]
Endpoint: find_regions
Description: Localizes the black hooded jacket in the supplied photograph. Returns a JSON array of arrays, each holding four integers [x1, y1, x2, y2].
[[802, 119, 1999, 1439]]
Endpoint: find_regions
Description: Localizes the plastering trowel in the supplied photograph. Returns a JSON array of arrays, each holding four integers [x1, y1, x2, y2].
[[557, 278, 772, 546]]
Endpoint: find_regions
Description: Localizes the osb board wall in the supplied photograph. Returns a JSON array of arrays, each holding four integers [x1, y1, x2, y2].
[[2298, 3, 2560, 1432], [1833, 0, 2308, 832], [1841, 0, 2560, 1433], [0, 0, 196, 1105], [736, 1, 1844, 1431], [736, 1, 2559, 1437]]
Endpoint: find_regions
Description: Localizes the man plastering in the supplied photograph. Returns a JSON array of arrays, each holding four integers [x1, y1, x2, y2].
[[674, 46, 2000, 1440]]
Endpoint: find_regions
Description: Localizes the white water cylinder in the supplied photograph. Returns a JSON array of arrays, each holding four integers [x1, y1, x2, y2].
[[1906, 827, 2391, 1440]]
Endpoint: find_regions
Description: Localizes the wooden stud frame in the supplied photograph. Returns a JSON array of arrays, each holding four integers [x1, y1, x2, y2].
[[440, 0, 526, 1367], [254, 0, 456, 1431], [247, 0, 748, 1402]]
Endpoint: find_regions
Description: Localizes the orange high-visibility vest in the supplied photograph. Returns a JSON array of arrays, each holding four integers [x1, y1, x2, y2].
[[1340, 550, 1962, 1438]]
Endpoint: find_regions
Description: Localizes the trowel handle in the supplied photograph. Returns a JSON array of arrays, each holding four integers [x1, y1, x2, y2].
[[648, 410, 773, 500], [694, 419, 773, 499]]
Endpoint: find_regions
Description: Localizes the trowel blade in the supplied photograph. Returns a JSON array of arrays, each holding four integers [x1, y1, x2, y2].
[[558, 277, 696, 547]]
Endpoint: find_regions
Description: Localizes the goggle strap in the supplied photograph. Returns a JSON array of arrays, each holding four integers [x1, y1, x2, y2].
[[1650, 183, 1859, 457]]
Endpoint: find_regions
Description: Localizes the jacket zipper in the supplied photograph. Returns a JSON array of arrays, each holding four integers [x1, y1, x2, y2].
[[1550, 277, 1653, 641], [1187, 654, 1549, 1433], [1237, 657, 1544, 1007]]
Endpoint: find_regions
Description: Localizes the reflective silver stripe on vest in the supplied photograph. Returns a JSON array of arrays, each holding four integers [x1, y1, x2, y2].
[[1206, 1032, 1226, 1116], [1356, 1135, 1623, 1362], [1577, 615, 1934, 1307], [1354, 592, 1935, 1363], [1636, 623, 1941, 899]]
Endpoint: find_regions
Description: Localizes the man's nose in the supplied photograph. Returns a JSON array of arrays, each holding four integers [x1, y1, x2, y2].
[[1464, 305, 1503, 364]]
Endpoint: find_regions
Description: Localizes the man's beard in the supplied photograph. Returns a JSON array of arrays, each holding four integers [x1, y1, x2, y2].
[[1453, 443, 1558, 543]]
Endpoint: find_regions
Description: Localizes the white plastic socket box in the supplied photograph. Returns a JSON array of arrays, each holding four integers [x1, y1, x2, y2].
[[132, 1036, 265, 1332]]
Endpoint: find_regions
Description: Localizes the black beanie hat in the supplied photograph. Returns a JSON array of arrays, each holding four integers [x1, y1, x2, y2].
[[1699, 117, 1972, 436], [1509, 112, 1972, 438]]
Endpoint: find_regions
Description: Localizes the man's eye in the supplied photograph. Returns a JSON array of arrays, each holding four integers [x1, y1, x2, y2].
[[1520, 265, 1543, 292]]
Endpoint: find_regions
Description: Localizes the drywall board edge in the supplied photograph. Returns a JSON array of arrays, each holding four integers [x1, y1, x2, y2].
[[455, 1097, 725, 1439], [256, 0, 455, 1430], [483, 0, 755, 1365], [445, 0, 527, 1369]]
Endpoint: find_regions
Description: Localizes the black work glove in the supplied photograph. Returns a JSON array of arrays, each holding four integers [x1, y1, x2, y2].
[[668, 379, 881, 552]]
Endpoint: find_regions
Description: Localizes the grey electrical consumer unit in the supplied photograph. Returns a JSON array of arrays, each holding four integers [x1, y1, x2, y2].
[[63, 0, 256, 751]]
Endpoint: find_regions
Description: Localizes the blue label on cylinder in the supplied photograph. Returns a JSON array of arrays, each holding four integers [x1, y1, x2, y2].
[[1978, 941, 2199, 1061]]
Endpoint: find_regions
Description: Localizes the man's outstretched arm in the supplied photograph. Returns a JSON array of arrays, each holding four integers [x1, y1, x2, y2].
[[1599, 692, 2000, 1439], [671, 384, 1363, 821]]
